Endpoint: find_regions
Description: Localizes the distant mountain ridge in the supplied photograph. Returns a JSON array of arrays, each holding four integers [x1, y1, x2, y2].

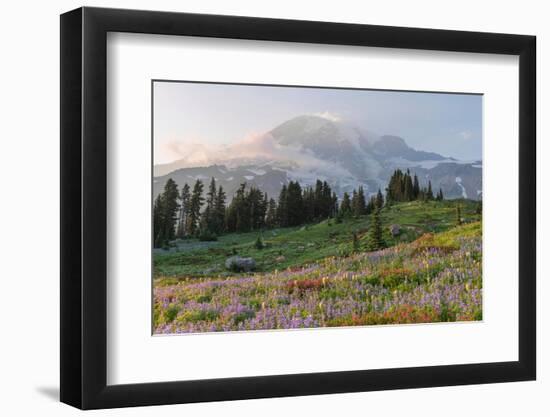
[[154, 115, 481, 201]]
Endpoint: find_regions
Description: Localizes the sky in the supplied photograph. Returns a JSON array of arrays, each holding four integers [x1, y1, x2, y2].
[[153, 81, 482, 165]]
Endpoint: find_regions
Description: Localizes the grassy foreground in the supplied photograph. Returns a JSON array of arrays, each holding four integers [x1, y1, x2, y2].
[[153, 201, 482, 333]]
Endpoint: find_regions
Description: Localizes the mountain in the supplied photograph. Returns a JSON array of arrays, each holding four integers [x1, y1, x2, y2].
[[153, 115, 482, 201], [154, 164, 287, 202], [371, 135, 449, 162]]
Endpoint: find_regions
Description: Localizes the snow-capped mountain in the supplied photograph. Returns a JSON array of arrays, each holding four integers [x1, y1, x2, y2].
[[153, 115, 482, 201]]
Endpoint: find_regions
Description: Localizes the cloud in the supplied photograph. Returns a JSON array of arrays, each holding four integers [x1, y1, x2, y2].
[[156, 131, 355, 180], [312, 111, 342, 122]]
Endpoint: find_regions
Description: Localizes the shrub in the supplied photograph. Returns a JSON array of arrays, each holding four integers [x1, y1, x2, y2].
[[198, 230, 218, 241], [196, 293, 212, 303], [163, 304, 179, 323], [254, 235, 264, 250], [233, 309, 256, 325], [177, 309, 220, 324], [352, 231, 360, 252], [225, 256, 256, 272]]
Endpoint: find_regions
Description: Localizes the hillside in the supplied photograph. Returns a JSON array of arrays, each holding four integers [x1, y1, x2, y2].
[[154, 199, 480, 280]]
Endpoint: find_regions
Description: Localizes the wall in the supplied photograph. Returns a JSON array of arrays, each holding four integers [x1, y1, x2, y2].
[[0, 0, 546, 415]]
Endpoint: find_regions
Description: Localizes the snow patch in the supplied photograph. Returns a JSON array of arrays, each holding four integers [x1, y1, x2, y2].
[[244, 175, 255, 180], [247, 168, 266, 175], [225, 176, 234, 181]]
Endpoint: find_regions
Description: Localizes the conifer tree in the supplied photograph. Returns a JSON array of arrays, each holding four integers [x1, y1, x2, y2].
[[322, 181, 333, 218], [352, 231, 360, 252], [427, 180, 434, 200], [247, 187, 265, 230], [286, 181, 304, 226], [254, 234, 264, 250], [366, 208, 385, 251], [351, 190, 359, 216], [153, 194, 164, 248], [234, 183, 249, 232], [339, 192, 352, 217], [200, 177, 217, 234], [413, 174, 420, 199], [303, 187, 315, 223], [357, 186, 367, 214], [265, 198, 277, 229], [157, 178, 180, 245], [214, 185, 226, 234], [276, 184, 288, 227], [187, 179, 204, 236], [404, 170, 413, 201], [176, 183, 190, 238], [366, 196, 376, 215], [314, 180, 323, 219], [351, 186, 367, 216], [331, 192, 339, 218]]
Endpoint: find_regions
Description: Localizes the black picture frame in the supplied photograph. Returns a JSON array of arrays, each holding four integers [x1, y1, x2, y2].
[[60, 6, 536, 410]]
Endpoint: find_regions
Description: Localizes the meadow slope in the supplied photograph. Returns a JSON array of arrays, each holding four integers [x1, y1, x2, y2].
[[154, 199, 480, 279], [153, 213, 482, 333]]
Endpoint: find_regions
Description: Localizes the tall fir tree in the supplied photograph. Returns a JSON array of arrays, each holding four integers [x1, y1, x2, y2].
[[366, 195, 376, 215], [247, 187, 265, 230], [214, 185, 226, 234], [276, 184, 288, 227], [331, 192, 339, 217], [404, 169, 413, 201], [157, 178, 180, 246], [153, 194, 164, 248], [340, 192, 352, 217], [265, 198, 278, 229], [313, 180, 324, 219], [286, 181, 304, 226], [303, 187, 315, 223], [427, 180, 434, 200], [187, 179, 204, 236], [366, 208, 385, 251], [351, 189, 359, 217], [351, 186, 367, 216], [235, 183, 250, 232], [200, 177, 217, 234], [176, 183, 191, 238], [413, 174, 420, 199]]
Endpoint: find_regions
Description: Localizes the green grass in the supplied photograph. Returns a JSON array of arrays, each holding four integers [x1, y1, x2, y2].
[[154, 199, 480, 281]]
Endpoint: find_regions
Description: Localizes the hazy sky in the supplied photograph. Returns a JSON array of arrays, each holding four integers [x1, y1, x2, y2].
[[153, 81, 482, 165]]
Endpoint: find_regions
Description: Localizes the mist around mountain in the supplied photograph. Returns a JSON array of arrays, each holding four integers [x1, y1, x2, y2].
[[154, 114, 482, 201]]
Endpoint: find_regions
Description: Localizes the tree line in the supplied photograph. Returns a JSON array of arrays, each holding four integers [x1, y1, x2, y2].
[[153, 170, 445, 248], [153, 178, 326, 247], [154, 177, 382, 247], [385, 169, 443, 204]]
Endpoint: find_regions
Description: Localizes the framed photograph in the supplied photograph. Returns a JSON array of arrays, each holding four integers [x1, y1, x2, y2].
[[60, 7, 536, 409]]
